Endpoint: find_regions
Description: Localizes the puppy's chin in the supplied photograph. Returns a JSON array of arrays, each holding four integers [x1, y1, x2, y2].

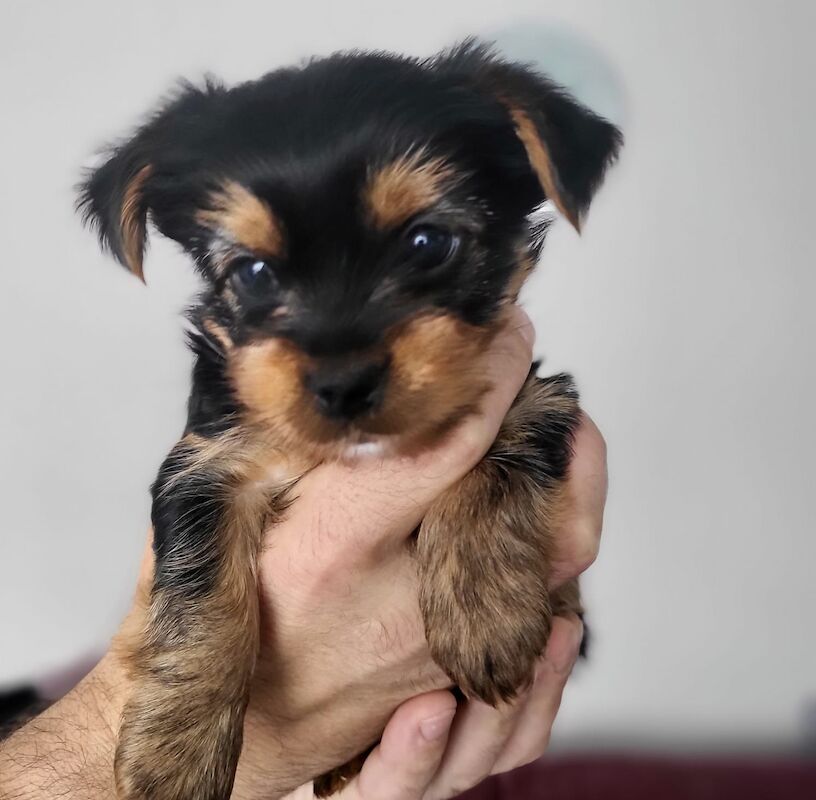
[[274, 403, 475, 465], [300, 426, 398, 463], [339, 438, 393, 462], [279, 421, 431, 464]]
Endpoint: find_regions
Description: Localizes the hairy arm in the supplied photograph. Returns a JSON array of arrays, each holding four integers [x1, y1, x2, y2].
[[0, 656, 124, 799]]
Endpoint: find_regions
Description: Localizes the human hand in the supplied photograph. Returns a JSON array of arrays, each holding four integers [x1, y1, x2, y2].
[[232, 307, 608, 799], [274, 401, 606, 800], [280, 614, 584, 800]]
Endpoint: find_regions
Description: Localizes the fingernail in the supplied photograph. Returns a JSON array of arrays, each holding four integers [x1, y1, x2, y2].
[[419, 708, 456, 741]]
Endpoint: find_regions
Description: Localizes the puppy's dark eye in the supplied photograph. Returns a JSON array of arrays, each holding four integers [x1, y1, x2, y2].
[[405, 225, 459, 269], [230, 258, 277, 297]]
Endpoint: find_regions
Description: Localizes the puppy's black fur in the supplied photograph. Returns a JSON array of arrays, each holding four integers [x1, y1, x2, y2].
[[79, 40, 620, 799]]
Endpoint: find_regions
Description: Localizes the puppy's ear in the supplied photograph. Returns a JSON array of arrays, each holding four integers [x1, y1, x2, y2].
[[78, 135, 158, 282], [77, 81, 221, 281], [435, 40, 622, 231]]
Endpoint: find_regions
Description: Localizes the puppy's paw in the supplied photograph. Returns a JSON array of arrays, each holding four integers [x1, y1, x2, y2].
[[423, 577, 552, 705], [418, 473, 556, 704], [417, 371, 584, 705]]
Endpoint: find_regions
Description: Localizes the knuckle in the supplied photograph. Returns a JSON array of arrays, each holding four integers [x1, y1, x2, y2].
[[505, 332, 533, 366], [517, 734, 552, 768], [437, 772, 489, 800], [563, 615, 585, 657], [501, 332, 534, 379], [443, 421, 492, 472], [586, 418, 608, 459], [493, 735, 553, 776], [574, 543, 599, 575], [596, 428, 608, 460], [564, 526, 601, 575], [565, 611, 585, 637], [578, 411, 607, 453], [502, 309, 535, 356]]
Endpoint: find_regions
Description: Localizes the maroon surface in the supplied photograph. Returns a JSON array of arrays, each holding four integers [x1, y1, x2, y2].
[[458, 756, 816, 800]]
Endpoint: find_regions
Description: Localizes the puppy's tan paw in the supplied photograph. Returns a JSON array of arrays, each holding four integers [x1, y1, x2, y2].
[[423, 581, 551, 705], [418, 472, 557, 704]]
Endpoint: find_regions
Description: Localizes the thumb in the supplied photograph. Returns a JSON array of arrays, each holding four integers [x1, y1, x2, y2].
[[337, 691, 457, 800]]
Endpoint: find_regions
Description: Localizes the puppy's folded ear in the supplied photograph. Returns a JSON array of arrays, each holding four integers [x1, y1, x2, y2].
[[435, 40, 623, 231], [77, 82, 222, 281], [79, 154, 153, 281]]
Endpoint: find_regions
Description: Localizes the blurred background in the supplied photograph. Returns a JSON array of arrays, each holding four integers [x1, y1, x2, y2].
[[1, 0, 815, 785]]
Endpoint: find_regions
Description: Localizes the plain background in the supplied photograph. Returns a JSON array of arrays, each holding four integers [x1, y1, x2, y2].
[[1, 0, 814, 754]]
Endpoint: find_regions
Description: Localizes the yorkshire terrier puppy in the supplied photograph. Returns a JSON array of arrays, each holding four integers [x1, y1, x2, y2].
[[79, 40, 620, 800]]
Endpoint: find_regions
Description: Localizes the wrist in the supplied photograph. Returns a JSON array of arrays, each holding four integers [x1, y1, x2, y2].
[[0, 652, 127, 799]]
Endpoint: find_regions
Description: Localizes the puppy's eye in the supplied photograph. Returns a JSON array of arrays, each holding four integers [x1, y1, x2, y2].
[[405, 225, 459, 269], [230, 258, 277, 297]]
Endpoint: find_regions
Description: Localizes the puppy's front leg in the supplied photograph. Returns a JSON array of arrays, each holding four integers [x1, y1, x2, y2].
[[114, 432, 278, 800], [418, 372, 583, 704]]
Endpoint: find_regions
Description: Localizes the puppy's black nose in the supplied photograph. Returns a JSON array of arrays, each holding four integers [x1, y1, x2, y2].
[[305, 358, 388, 420]]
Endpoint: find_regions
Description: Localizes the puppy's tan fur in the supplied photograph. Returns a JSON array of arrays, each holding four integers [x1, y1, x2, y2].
[[365, 152, 456, 230], [419, 374, 581, 703], [508, 106, 582, 232], [197, 180, 286, 264], [230, 311, 495, 459], [113, 436, 291, 800], [119, 165, 153, 280]]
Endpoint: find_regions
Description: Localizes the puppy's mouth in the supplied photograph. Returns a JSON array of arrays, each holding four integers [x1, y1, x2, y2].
[[264, 377, 474, 464], [299, 423, 458, 468], [338, 435, 394, 461], [290, 404, 416, 458], [290, 374, 485, 462], [230, 311, 498, 458]]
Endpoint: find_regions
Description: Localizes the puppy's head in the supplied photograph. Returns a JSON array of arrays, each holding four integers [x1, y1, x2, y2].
[[79, 41, 621, 457]]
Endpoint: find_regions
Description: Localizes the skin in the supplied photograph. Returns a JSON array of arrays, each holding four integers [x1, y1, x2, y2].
[[0, 307, 607, 800]]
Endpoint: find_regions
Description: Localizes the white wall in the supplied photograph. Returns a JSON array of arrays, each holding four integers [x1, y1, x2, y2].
[[1, 0, 814, 752]]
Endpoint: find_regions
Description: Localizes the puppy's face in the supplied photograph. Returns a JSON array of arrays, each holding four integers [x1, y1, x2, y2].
[[80, 42, 620, 457]]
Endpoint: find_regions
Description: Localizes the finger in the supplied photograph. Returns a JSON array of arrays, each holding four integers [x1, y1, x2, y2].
[[273, 306, 535, 554], [491, 615, 583, 773], [549, 412, 608, 588], [422, 687, 530, 799], [340, 691, 457, 800]]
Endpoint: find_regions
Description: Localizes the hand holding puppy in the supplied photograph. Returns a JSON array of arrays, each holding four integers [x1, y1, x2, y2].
[[231, 307, 607, 799]]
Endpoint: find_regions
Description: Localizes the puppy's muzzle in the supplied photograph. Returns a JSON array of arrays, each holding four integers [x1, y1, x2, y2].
[[304, 356, 389, 421]]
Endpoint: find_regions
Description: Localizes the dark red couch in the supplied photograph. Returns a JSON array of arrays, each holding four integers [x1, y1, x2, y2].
[[460, 755, 816, 800]]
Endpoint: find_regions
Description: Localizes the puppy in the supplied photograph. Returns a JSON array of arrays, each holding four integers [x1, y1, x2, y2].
[[79, 40, 621, 800]]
